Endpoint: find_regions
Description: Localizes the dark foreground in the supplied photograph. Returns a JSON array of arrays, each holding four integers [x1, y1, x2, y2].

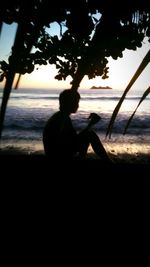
[[0, 154, 149, 226], [0, 154, 149, 184]]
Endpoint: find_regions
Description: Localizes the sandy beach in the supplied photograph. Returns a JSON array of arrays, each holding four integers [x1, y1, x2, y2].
[[0, 134, 150, 164], [0, 140, 149, 186]]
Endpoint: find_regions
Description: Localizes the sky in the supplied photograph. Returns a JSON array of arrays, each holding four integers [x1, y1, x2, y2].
[[0, 21, 150, 91]]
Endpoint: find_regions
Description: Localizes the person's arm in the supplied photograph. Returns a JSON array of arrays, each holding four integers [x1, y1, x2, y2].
[[84, 113, 101, 131]]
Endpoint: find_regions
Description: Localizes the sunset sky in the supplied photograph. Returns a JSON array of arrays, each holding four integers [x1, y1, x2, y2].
[[0, 22, 150, 91]]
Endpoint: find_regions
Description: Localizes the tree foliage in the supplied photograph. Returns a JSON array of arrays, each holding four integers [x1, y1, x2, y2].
[[0, 0, 150, 85], [123, 86, 150, 135], [0, 0, 150, 138]]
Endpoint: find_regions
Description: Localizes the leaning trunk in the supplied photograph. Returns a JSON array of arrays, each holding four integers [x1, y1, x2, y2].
[[0, 21, 25, 139]]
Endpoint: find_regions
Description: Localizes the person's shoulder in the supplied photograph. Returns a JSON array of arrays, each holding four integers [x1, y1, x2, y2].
[[47, 111, 60, 121], [51, 111, 60, 117], [46, 111, 64, 128]]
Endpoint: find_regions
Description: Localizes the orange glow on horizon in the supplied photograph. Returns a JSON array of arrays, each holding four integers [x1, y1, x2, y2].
[[16, 41, 150, 91]]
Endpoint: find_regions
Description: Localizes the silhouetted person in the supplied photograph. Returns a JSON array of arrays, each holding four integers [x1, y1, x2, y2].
[[43, 89, 112, 162]]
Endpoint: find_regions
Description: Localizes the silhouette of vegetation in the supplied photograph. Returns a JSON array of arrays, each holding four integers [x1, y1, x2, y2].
[[0, 0, 150, 138], [106, 49, 150, 138], [123, 86, 150, 135]]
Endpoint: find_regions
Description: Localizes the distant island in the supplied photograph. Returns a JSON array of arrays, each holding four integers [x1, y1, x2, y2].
[[90, 86, 112, 89]]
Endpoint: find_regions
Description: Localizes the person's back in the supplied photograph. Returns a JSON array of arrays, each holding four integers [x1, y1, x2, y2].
[[43, 111, 78, 160]]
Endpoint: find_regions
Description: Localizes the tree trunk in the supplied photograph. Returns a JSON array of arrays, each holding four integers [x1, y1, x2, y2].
[[0, 72, 15, 138]]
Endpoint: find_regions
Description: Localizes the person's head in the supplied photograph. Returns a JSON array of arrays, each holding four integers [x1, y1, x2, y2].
[[59, 89, 80, 114]]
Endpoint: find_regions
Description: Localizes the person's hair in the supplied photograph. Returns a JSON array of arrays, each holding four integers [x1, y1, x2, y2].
[[59, 89, 80, 111]]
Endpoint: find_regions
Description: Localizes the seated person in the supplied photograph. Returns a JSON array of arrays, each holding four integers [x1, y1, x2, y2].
[[43, 89, 112, 162]]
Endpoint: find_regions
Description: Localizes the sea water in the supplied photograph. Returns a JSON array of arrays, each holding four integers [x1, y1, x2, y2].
[[0, 88, 149, 153]]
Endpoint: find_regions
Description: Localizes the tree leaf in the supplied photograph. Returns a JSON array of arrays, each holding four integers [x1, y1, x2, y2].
[[106, 49, 150, 138], [123, 86, 150, 135]]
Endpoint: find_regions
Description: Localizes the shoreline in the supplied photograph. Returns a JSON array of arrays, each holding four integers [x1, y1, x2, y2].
[[0, 139, 150, 165]]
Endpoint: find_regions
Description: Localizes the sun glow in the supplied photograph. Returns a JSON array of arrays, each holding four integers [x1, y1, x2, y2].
[[19, 37, 150, 91], [80, 39, 150, 90], [10, 64, 73, 90]]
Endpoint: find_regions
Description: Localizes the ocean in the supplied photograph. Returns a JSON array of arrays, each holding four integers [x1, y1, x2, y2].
[[0, 88, 150, 155]]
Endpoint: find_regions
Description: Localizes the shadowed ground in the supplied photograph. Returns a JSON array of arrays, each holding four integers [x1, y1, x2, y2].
[[0, 148, 149, 185]]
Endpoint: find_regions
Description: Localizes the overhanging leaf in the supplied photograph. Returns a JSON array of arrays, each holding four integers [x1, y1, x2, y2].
[[106, 49, 150, 138], [14, 74, 22, 90], [123, 86, 150, 135]]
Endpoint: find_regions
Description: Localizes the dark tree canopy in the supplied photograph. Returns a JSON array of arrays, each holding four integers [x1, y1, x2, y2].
[[0, 0, 150, 85], [0, 0, 150, 137]]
